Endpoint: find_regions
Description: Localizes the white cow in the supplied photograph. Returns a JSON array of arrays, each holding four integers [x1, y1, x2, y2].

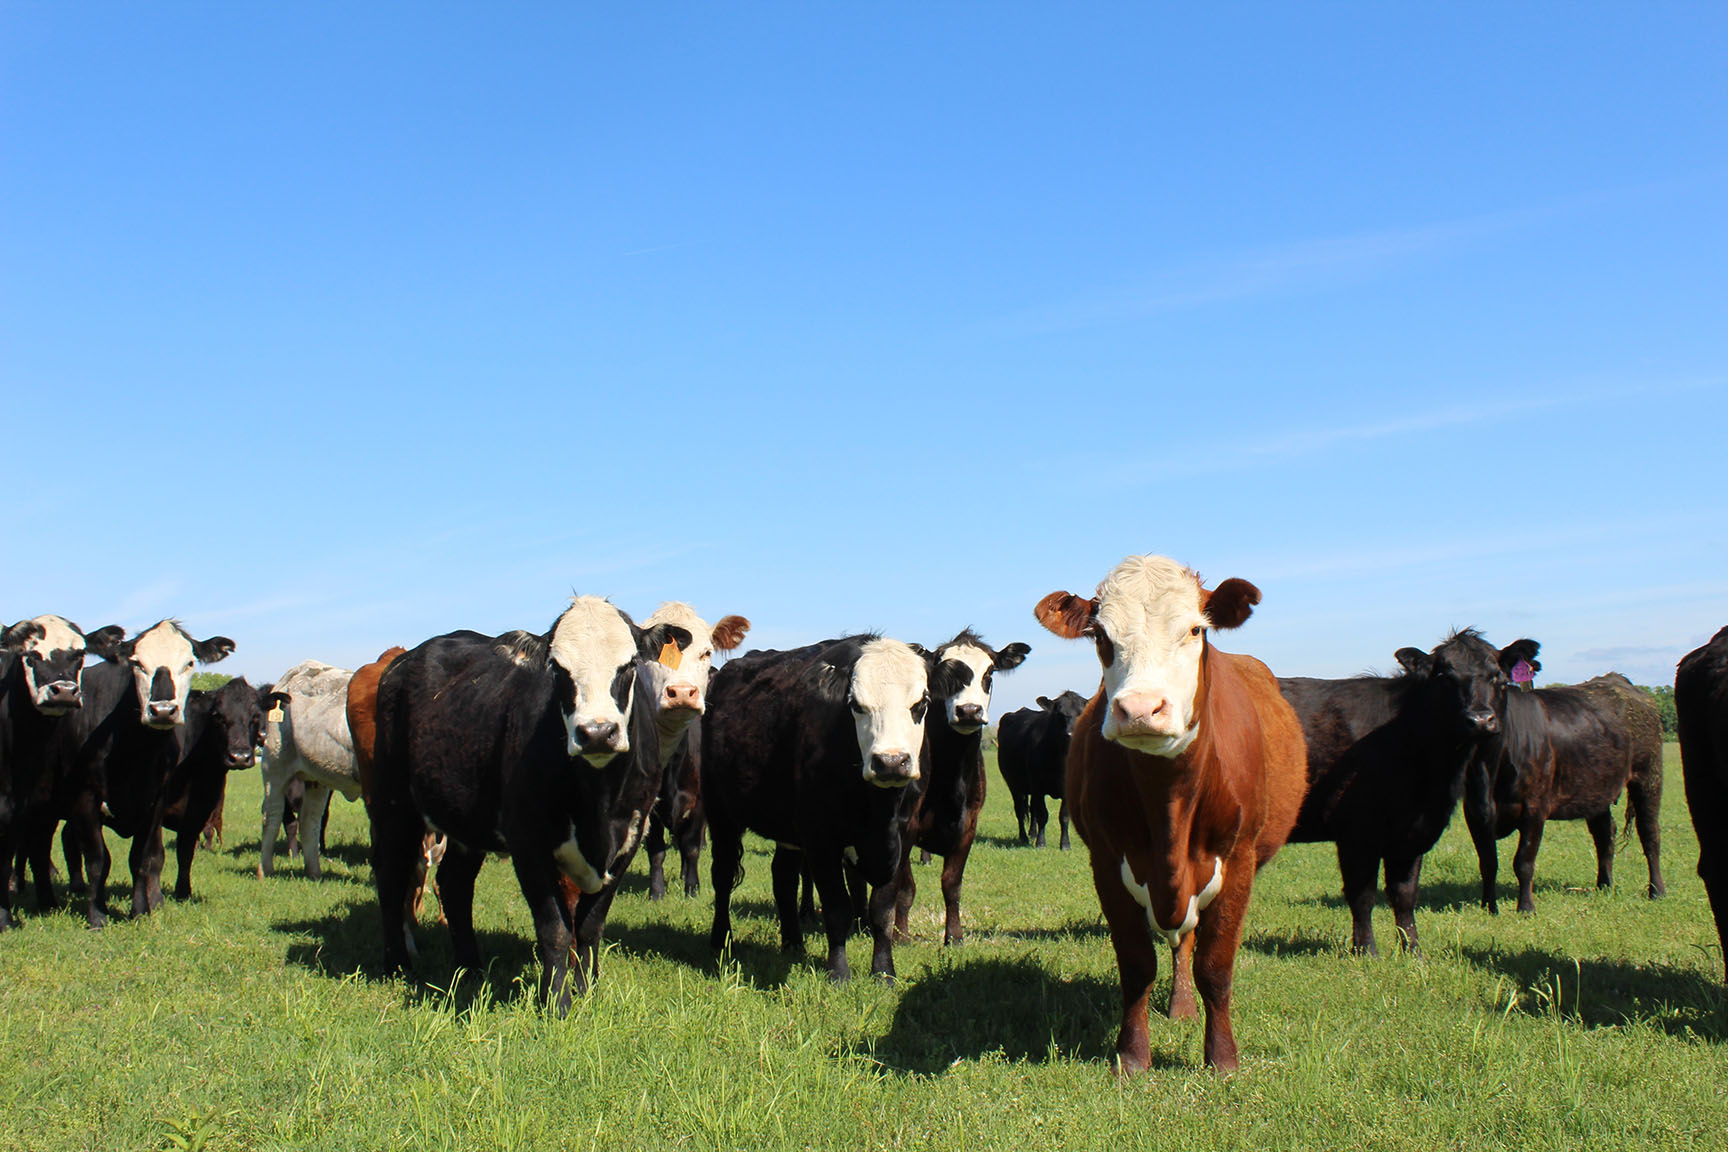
[[259, 659, 359, 879]]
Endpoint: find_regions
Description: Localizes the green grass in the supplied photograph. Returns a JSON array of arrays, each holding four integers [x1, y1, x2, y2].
[[2, 747, 1723, 1151]]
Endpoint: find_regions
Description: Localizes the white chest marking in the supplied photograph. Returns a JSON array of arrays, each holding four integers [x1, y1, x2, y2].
[[1118, 855, 1224, 948], [554, 837, 604, 893]]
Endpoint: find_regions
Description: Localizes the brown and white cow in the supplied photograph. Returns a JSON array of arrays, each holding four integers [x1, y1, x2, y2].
[[1036, 555, 1306, 1073]]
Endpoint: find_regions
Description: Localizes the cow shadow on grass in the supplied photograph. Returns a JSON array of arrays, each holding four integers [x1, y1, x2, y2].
[[847, 956, 1153, 1074], [1458, 943, 1725, 1039], [1240, 928, 1345, 960], [1290, 876, 1490, 913]]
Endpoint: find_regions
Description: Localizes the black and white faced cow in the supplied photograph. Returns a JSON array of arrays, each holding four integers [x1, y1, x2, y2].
[[36, 620, 234, 925], [368, 597, 691, 1013], [702, 635, 968, 981], [635, 602, 750, 900], [0, 616, 123, 929], [892, 630, 1029, 944]]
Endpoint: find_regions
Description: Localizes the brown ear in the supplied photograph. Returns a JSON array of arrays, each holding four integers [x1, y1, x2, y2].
[[1034, 591, 1097, 639], [710, 615, 751, 653], [1202, 578, 1261, 630]]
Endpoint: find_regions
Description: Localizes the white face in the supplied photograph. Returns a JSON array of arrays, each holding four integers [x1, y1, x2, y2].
[[639, 602, 719, 717], [1092, 556, 1210, 757], [849, 639, 931, 787], [937, 643, 997, 734], [129, 621, 199, 729], [15, 615, 88, 713], [548, 597, 642, 766]]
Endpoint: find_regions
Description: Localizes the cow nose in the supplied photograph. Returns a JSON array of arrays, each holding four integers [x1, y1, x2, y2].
[[577, 720, 620, 749], [228, 750, 254, 767], [664, 682, 701, 711], [954, 703, 985, 727], [148, 701, 180, 724], [1112, 693, 1169, 727], [44, 681, 82, 708], [1468, 709, 1499, 733], [868, 751, 916, 787]]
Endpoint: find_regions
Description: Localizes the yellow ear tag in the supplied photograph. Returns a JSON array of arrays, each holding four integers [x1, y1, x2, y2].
[[657, 642, 683, 670], [267, 706, 285, 723]]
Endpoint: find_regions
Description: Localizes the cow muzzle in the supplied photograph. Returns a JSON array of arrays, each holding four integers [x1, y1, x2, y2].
[[1466, 709, 1500, 734], [951, 703, 986, 732], [863, 751, 918, 788], [570, 719, 626, 765], [1104, 693, 1196, 756], [36, 680, 82, 712], [662, 681, 702, 712], [146, 700, 182, 727]]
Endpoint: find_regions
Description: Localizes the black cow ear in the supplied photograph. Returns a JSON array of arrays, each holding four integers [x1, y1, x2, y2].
[[1035, 695, 1053, 709], [1395, 647, 1432, 677], [263, 690, 292, 711], [907, 643, 933, 660], [811, 662, 851, 704], [1498, 639, 1540, 674], [994, 642, 1031, 671], [84, 625, 126, 660], [194, 635, 236, 664], [1, 620, 41, 650], [1203, 579, 1260, 630], [932, 659, 972, 699], [639, 623, 694, 660]]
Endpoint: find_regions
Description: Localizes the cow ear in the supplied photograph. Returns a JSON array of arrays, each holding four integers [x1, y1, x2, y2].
[[2, 620, 42, 651], [495, 630, 548, 667], [710, 615, 751, 653], [263, 690, 292, 711], [639, 623, 693, 660], [993, 642, 1031, 671], [1498, 638, 1540, 674], [194, 635, 236, 664], [1202, 579, 1260, 631], [1035, 695, 1053, 709], [84, 625, 127, 660], [1034, 592, 1097, 639], [810, 662, 852, 705], [932, 659, 973, 700], [1395, 647, 1432, 677], [906, 643, 933, 660]]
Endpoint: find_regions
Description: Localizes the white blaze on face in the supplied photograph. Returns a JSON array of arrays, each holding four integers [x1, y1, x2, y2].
[[849, 639, 930, 787], [129, 621, 201, 728], [548, 597, 640, 766], [1094, 556, 1211, 757], [938, 642, 996, 733], [17, 615, 87, 711], [640, 602, 715, 720]]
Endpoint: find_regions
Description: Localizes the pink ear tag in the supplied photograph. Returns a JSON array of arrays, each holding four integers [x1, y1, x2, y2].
[[658, 642, 682, 670]]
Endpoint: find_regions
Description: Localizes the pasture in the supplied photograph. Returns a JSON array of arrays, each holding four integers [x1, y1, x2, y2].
[[1, 747, 1722, 1151]]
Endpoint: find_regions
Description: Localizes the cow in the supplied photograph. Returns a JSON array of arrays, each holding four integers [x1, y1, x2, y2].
[[995, 690, 1087, 849], [634, 603, 750, 900], [346, 646, 442, 920], [368, 598, 691, 1012], [1035, 555, 1306, 1074], [1463, 670, 1664, 914], [702, 635, 967, 982], [259, 659, 361, 880], [1676, 626, 1728, 978], [891, 629, 1029, 945], [31, 620, 234, 925], [157, 677, 275, 900], [1277, 629, 1532, 954], [0, 615, 124, 928]]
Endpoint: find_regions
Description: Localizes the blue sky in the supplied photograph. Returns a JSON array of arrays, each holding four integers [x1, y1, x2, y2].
[[4, 3, 1724, 715]]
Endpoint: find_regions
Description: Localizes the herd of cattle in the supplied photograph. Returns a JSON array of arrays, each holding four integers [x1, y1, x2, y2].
[[2, 555, 1725, 1074]]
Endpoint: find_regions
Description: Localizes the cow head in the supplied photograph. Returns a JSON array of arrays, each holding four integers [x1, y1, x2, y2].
[[812, 638, 967, 788], [116, 620, 236, 729], [507, 596, 692, 767], [206, 678, 270, 769], [1037, 690, 1089, 738], [1395, 630, 1537, 739], [2, 615, 125, 714], [1036, 555, 1260, 757], [927, 629, 1031, 735], [638, 602, 751, 719]]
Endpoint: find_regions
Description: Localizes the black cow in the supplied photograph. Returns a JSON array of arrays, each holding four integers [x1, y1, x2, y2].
[[28, 620, 234, 926], [995, 690, 1087, 849], [643, 721, 705, 900], [162, 678, 274, 900], [1677, 626, 1728, 978], [1464, 671, 1664, 914], [369, 598, 691, 1013], [1279, 629, 1531, 955], [0, 615, 123, 928], [702, 635, 966, 981], [892, 630, 1029, 944]]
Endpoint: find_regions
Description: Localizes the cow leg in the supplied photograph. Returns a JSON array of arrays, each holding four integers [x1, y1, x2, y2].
[[1192, 868, 1253, 1073], [173, 828, 197, 901], [918, 848, 932, 865], [371, 803, 424, 974], [938, 840, 973, 946], [1383, 854, 1423, 955], [1626, 772, 1666, 898], [1512, 818, 1545, 914], [1336, 842, 1381, 956], [770, 845, 804, 954], [59, 823, 85, 899], [798, 868, 818, 924], [1057, 798, 1072, 851], [258, 771, 286, 878], [1586, 811, 1617, 890], [299, 783, 334, 880], [130, 822, 167, 915], [1167, 933, 1198, 1020], [0, 798, 16, 930], [707, 822, 743, 952], [1010, 790, 1030, 844], [73, 809, 113, 929], [1090, 854, 1158, 1075], [437, 841, 485, 971], [891, 846, 916, 943], [644, 811, 669, 902], [514, 860, 577, 1016], [866, 870, 898, 980], [1464, 762, 1500, 914], [1030, 794, 1049, 848], [842, 855, 869, 932], [678, 820, 703, 898], [568, 885, 622, 997], [808, 852, 853, 982]]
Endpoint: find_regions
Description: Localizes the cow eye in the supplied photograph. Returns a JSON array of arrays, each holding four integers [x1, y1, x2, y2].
[[849, 697, 866, 715], [911, 696, 928, 722], [1190, 625, 1204, 638]]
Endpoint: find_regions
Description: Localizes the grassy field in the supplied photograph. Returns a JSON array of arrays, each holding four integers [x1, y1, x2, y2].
[[1, 745, 1723, 1151]]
